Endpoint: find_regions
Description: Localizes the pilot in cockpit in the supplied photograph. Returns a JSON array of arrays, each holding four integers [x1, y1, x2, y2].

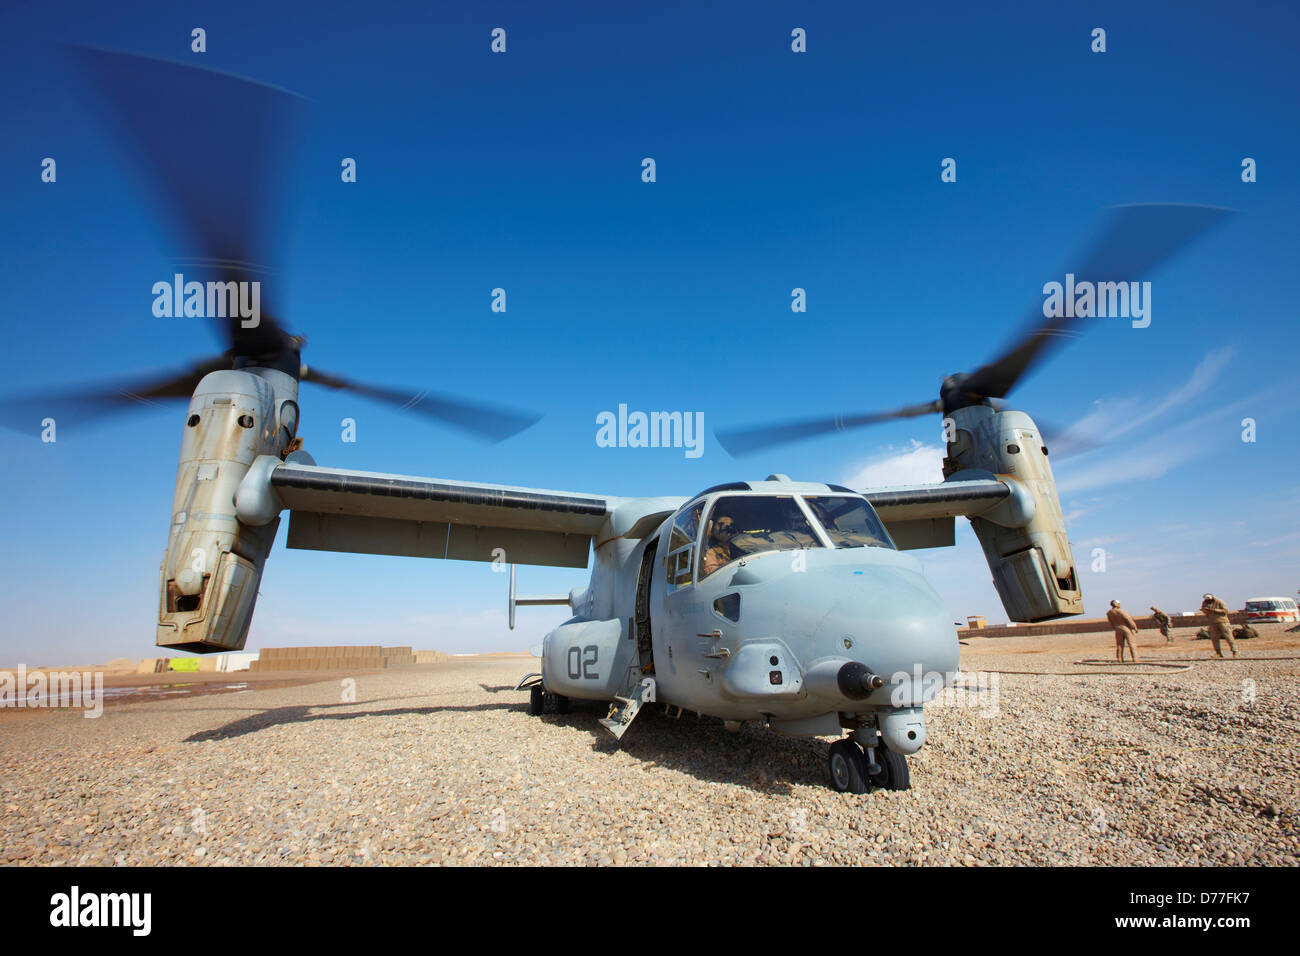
[[701, 515, 739, 577], [805, 498, 838, 533]]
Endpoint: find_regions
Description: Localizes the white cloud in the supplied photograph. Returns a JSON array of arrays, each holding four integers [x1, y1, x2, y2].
[[1064, 347, 1234, 446], [1236, 529, 1300, 549], [1057, 438, 1203, 494], [1113, 347, 1234, 438], [1055, 384, 1279, 495], [841, 439, 945, 489], [1075, 534, 1129, 550]]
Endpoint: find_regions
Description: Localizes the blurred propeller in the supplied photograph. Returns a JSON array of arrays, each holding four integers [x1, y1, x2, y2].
[[300, 366, 542, 442], [962, 203, 1236, 400], [0, 358, 542, 443], [71, 45, 302, 356], [717, 203, 1235, 457], [0, 355, 231, 433], [1, 48, 541, 444], [715, 400, 940, 458]]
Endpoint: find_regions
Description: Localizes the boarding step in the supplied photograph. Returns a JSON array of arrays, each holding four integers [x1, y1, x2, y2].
[[598, 677, 656, 740]]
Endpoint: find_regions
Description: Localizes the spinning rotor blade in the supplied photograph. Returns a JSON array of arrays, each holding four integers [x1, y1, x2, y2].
[[301, 366, 542, 443], [717, 398, 1101, 460], [0, 355, 231, 434], [963, 203, 1236, 399], [716, 400, 940, 457], [717, 203, 1235, 457], [71, 46, 304, 356], [18, 49, 539, 447]]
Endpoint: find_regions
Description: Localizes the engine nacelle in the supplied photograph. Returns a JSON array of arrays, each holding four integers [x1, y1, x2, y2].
[[156, 368, 298, 653], [944, 405, 1083, 622]]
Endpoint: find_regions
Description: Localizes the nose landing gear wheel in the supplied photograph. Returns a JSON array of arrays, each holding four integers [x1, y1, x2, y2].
[[828, 739, 870, 794], [870, 745, 910, 791]]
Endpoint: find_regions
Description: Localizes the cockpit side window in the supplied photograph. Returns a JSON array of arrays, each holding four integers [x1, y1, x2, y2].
[[665, 499, 705, 591], [698, 495, 822, 580], [669, 500, 703, 552], [802, 495, 895, 550]]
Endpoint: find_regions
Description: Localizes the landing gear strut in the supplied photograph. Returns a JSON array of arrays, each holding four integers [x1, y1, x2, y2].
[[827, 737, 909, 793]]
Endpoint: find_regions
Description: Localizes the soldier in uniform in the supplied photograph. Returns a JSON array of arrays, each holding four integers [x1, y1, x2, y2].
[[1106, 599, 1139, 663], [1200, 593, 1238, 658], [701, 515, 740, 578], [1150, 606, 1173, 644]]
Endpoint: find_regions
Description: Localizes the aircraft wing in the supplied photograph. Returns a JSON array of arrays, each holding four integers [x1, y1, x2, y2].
[[241, 457, 1017, 561], [253, 460, 620, 569], [863, 479, 1012, 550]]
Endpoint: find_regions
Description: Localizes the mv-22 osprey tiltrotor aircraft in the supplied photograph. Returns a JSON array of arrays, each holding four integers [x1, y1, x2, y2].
[[6, 49, 1232, 792]]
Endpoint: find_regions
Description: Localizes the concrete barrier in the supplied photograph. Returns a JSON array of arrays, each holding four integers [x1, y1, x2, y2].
[[959, 612, 1254, 640], [248, 646, 436, 672]]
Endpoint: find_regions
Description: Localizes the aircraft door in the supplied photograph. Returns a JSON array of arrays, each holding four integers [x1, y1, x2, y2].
[[634, 539, 657, 669], [657, 500, 706, 703]]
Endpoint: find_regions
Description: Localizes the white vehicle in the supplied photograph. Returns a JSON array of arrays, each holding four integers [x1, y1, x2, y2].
[[1244, 597, 1300, 624]]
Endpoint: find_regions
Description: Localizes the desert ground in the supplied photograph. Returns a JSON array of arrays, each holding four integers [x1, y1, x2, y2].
[[2, 625, 1297, 866]]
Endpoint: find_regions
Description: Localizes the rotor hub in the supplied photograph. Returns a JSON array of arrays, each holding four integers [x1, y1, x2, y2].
[[939, 373, 992, 416]]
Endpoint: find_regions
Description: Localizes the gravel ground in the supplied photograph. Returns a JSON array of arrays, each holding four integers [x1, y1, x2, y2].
[[2, 637, 1297, 866]]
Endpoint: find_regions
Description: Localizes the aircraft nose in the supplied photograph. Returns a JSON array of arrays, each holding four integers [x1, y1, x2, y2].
[[812, 565, 959, 688]]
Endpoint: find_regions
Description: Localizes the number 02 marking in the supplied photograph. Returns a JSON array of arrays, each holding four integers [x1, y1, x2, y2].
[[567, 645, 599, 680]]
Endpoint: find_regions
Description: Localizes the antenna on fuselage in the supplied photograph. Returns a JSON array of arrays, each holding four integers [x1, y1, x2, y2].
[[508, 565, 570, 630]]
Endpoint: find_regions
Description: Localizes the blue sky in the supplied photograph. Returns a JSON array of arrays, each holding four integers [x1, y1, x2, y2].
[[1, 0, 1297, 665]]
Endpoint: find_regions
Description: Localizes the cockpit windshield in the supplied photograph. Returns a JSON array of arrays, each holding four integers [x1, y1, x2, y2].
[[802, 496, 894, 550], [699, 495, 821, 579]]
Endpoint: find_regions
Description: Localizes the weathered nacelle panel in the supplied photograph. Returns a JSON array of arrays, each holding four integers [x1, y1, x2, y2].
[[157, 368, 296, 653], [944, 406, 1083, 622]]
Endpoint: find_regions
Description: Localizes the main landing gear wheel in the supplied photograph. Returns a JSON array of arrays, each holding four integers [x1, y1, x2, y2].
[[870, 744, 910, 791], [527, 686, 571, 716], [828, 739, 870, 794]]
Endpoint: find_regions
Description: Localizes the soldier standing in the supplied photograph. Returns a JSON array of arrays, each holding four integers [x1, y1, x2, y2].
[[1200, 593, 1238, 658], [1150, 606, 1173, 644], [1106, 600, 1140, 663]]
